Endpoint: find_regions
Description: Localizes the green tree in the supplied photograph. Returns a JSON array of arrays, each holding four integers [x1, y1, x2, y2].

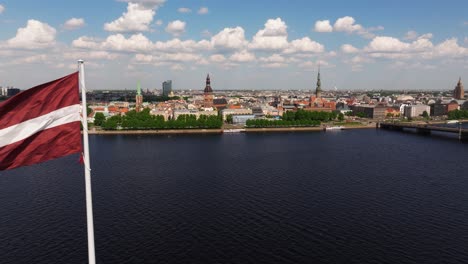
[[338, 113, 345, 121], [422, 111, 429, 119], [94, 112, 106, 126], [226, 114, 233, 124]]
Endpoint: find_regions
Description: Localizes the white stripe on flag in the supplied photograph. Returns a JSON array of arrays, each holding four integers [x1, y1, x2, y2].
[[0, 104, 81, 148]]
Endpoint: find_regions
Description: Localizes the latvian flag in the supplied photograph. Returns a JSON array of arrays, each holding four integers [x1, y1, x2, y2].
[[0, 72, 82, 170]]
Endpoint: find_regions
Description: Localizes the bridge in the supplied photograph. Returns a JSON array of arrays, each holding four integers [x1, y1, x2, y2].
[[379, 122, 468, 141]]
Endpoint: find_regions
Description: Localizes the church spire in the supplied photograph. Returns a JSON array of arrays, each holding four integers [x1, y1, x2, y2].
[[316, 65, 322, 98], [137, 80, 141, 96]]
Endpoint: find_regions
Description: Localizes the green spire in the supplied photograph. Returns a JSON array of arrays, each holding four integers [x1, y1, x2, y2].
[[137, 81, 141, 96], [316, 65, 322, 98]]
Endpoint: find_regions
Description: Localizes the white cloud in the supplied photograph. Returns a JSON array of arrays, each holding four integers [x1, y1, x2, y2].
[[284, 37, 324, 54], [404, 30, 433, 40], [314, 20, 333, 32], [198, 7, 209, 15], [0, 4, 5, 14], [312, 16, 383, 38], [210, 54, 226, 63], [72, 36, 102, 49], [365, 36, 433, 53], [63, 18, 85, 30], [432, 38, 468, 57], [259, 54, 285, 63], [102, 33, 154, 52], [7, 20, 56, 49], [155, 19, 163, 26], [154, 38, 211, 53], [104, 3, 155, 32], [117, 0, 166, 8], [134, 53, 154, 63], [165, 20, 186, 36], [178, 7, 191, 13], [334, 16, 363, 33], [341, 44, 359, 53], [262, 63, 286, 68], [249, 18, 289, 50], [211, 27, 247, 50], [230, 50, 256, 62], [63, 51, 119, 60]]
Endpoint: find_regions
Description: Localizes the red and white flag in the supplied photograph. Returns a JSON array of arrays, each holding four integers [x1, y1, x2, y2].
[[0, 72, 82, 170]]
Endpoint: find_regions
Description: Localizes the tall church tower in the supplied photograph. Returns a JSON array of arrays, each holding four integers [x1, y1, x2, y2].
[[135, 81, 143, 112], [203, 74, 214, 108], [454, 77, 464, 99], [315, 66, 322, 99]]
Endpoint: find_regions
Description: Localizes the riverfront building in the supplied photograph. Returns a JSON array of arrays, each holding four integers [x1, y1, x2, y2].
[[404, 104, 430, 118]]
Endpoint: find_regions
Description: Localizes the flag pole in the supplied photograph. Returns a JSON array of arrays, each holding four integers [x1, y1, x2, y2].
[[78, 60, 96, 264]]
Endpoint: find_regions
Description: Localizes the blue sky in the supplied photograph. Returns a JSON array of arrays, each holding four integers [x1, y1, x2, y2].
[[0, 0, 467, 91]]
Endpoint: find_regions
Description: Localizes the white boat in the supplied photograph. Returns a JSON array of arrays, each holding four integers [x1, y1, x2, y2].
[[447, 120, 459, 124], [325, 126, 345, 130], [223, 129, 246, 133]]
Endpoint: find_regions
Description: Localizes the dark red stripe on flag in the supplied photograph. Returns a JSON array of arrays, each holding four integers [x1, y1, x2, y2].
[[0, 72, 79, 129], [0, 122, 81, 170]]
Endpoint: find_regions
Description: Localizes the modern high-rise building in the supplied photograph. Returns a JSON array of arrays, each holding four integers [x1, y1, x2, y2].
[[135, 81, 143, 112], [162, 80, 172, 97], [454, 77, 464, 99], [203, 74, 214, 108]]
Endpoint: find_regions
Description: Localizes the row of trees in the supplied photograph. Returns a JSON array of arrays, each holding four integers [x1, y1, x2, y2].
[[100, 109, 223, 130], [246, 119, 320, 128], [245, 110, 345, 128], [448, 109, 468, 120], [282, 109, 341, 121]]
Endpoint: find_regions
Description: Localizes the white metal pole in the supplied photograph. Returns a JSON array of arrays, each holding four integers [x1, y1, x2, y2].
[[78, 60, 96, 264]]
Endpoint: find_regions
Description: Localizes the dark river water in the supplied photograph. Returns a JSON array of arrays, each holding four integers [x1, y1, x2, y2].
[[1, 129, 468, 264]]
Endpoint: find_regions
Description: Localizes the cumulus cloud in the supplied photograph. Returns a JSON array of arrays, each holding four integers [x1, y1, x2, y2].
[[72, 36, 102, 49], [178, 7, 191, 13], [104, 3, 155, 32], [403, 31, 433, 40], [314, 16, 383, 38], [284, 37, 324, 54], [198, 7, 209, 15], [211, 27, 248, 50], [63, 18, 85, 30], [230, 50, 256, 62], [314, 20, 333, 32], [117, 0, 165, 8], [333, 16, 363, 33], [210, 54, 227, 63], [154, 38, 211, 53], [63, 51, 119, 60], [165, 20, 186, 36], [341, 44, 359, 53], [259, 54, 285, 63], [7, 20, 56, 49], [249, 18, 289, 50], [0, 4, 5, 14], [73, 33, 211, 55], [365, 36, 433, 53]]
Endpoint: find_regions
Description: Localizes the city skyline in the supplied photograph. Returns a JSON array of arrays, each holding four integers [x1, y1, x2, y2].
[[0, 0, 467, 91]]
